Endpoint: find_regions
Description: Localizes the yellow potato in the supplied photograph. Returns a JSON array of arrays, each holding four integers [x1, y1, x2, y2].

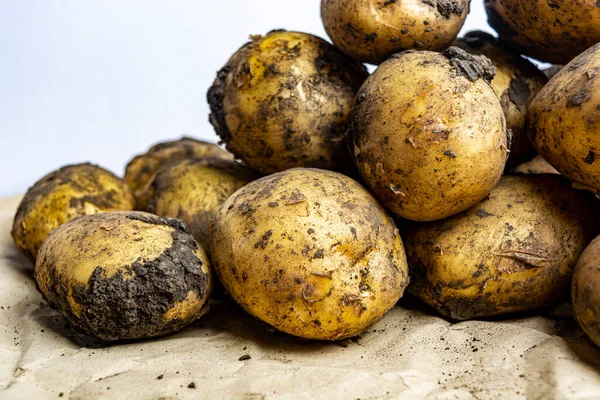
[[572, 236, 600, 348], [12, 163, 135, 259], [35, 211, 212, 341], [210, 168, 409, 340], [406, 175, 599, 320], [348, 47, 508, 221]]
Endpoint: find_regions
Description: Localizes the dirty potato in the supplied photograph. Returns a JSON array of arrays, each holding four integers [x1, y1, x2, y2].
[[348, 47, 508, 222], [484, 0, 600, 64], [528, 43, 600, 193], [572, 236, 600, 348], [35, 211, 212, 341], [207, 30, 368, 175], [321, 0, 470, 65], [12, 163, 135, 260], [406, 175, 599, 320], [210, 168, 409, 341], [124, 137, 232, 209], [511, 155, 559, 175], [148, 158, 260, 250], [454, 31, 547, 168]]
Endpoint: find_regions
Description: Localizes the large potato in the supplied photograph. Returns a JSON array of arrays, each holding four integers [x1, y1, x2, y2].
[[148, 158, 260, 249], [348, 47, 508, 221], [124, 137, 232, 209], [528, 43, 600, 193], [207, 30, 368, 175], [320, 0, 470, 65], [572, 236, 600, 347], [484, 0, 600, 64], [12, 163, 135, 259], [453, 31, 547, 168], [210, 168, 409, 340], [406, 175, 599, 320], [35, 211, 212, 341]]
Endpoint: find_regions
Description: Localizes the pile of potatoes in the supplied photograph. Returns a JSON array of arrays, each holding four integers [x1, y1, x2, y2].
[[11, 0, 600, 347]]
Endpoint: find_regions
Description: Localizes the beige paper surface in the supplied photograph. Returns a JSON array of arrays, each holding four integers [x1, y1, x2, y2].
[[2, 195, 600, 400]]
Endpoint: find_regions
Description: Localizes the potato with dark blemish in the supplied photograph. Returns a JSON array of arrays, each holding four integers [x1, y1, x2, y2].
[[35, 211, 212, 341], [12, 163, 135, 260], [124, 137, 233, 210], [528, 43, 600, 193], [207, 30, 368, 175], [210, 168, 409, 341], [484, 0, 600, 64], [321, 0, 470, 65], [453, 31, 547, 168], [348, 47, 508, 222], [147, 157, 260, 250], [405, 175, 599, 321], [572, 236, 600, 348]]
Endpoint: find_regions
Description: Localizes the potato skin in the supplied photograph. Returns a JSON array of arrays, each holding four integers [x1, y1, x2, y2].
[[210, 168, 409, 340], [148, 158, 260, 250], [572, 236, 600, 348], [406, 175, 599, 321], [321, 0, 470, 65], [35, 211, 212, 341], [453, 31, 547, 169], [11, 163, 135, 260], [207, 30, 368, 175], [124, 137, 232, 209], [484, 0, 600, 64], [348, 48, 508, 222], [528, 43, 600, 193]]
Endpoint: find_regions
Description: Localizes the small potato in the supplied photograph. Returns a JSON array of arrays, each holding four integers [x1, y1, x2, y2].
[[321, 0, 470, 65], [543, 65, 564, 80], [572, 236, 600, 347], [348, 47, 508, 221], [148, 158, 260, 249], [207, 30, 368, 175], [511, 155, 559, 175], [210, 168, 409, 340], [124, 137, 232, 209], [406, 175, 599, 320], [528, 43, 600, 193], [453, 31, 547, 168], [35, 211, 212, 341], [12, 163, 135, 259], [484, 0, 600, 64]]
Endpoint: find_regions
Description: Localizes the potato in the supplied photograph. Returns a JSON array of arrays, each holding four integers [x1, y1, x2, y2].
[[453, 31, 547, 168], [210, 168, 409, 340], [124, 137, 232, 209], [148, 158, 260, 249], [405, 175, 599, 320], [348, 47, 508, 222], [320, 0, 470, 65], [35, 211, 212, 341], [12, 163, 135, 260], [543, 65, 564, 80], [207, 30, 368, 175], [572, 236, 600, 347], [484, 0, 600, 64], [528, 43, 600, 193], [511, 155, 559, 175]]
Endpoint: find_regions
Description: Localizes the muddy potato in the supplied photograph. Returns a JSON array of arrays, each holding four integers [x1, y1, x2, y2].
[[485, 0, 600, 64], [406, 175, 599, 321], [572, 236, 600, 347], [148, 158, 260, 250], [528, 43, 600, 193], [35, 211, 212, 341], [320, 0, 470, 65], [12, 163, 135, 260], [207, 30, 368, 175], [124, 137, 232, 209], [453, 31, 547, 168], [512, 155, 559, 175], [348, 47, 508, 222], [210, 168, 409, 341]]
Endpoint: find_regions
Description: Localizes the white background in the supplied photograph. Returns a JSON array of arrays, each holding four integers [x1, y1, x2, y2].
[[0, 0, 492, 196]]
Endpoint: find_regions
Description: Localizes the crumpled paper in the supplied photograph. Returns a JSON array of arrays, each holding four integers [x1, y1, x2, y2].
[[1, 195, 600, 399]]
